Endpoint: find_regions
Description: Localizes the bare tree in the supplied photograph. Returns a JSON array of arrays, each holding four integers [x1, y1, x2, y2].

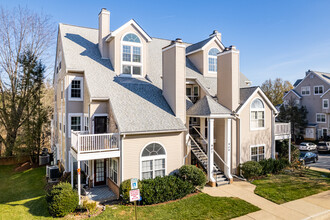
[[0, 6, 56, 156]]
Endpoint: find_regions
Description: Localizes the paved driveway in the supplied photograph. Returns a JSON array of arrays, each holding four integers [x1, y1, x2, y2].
[[305, 151, 330, 170]]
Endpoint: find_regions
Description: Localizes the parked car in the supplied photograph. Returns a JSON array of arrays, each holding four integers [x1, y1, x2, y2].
[[317, 141, 330, 152], [299, 142, 317, 151], [299, 151, 318, 164]]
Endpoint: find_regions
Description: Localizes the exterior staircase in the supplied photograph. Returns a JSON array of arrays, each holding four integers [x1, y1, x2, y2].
[[190, 142, 229, 186]]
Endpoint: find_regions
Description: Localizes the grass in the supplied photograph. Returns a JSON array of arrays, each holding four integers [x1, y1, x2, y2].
[[94, 193, 260, 220], [253, 169, 330, 204], [0, 165, 51, 220]]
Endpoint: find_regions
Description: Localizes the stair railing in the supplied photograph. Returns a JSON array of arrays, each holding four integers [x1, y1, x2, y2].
[[214, 150, 229, 169], [188, 133, 207, 159]]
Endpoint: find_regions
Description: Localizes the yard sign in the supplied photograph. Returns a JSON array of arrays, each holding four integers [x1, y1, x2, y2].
[[129, 189, 140, 202], [131, 178, 138, 189]]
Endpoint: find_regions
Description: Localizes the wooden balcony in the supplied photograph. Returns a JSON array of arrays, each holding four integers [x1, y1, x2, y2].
[[274, 122, 291, 140], [71, 131, 120, 161]]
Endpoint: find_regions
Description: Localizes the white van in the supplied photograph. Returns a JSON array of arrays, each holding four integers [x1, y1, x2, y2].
[[317, 141, 330, 152]]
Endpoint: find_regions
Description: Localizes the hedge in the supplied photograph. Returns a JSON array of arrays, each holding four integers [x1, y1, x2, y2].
[[177, 165, 207, 189]]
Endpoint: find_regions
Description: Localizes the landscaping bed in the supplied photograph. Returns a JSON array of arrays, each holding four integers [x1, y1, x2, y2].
[[94, 193, 260, 220], [252, 169, 330, 204]]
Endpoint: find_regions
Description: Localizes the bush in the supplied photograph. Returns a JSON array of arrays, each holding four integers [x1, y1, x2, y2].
[[177, 165, 207, 189], [240, 161, 262, 179], [82, 200, 97, 214], [140, 175, 194, 205], [119, 179, 142, 205], [46, 182, 79, 217], [120, 175, 194, 205], [259, 158, 289, 175]]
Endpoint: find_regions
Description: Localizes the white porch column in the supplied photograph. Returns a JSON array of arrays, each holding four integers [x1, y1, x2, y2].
[[77, 161, 81, 205], [70, 153, 73, 188], [200, 118, 206, 139], [288, 138, 291, 163], [224, 119, 233, 181], [207, 118, 216, 185], [271, 111, 276, 159]]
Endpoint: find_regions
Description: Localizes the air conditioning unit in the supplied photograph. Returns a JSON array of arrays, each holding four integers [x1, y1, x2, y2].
[[49, 165, 60, 180], [46, 165, 50, 178], [39, 155, 50, 166]]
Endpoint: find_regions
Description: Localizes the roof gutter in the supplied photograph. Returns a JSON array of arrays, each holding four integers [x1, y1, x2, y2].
[[120, 128, 187, 135]]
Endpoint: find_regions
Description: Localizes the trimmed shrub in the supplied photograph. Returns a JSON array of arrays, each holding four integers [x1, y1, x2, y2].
[[177, 165, 207, 189], [241, 161, 262, 179], [46, 182, 78, 217], [140, 175, 194, 205], [119, 179, 142, 204], [259, 158, 289, 175]]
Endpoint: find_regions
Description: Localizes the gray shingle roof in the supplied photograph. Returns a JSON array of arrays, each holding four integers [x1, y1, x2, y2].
[[311, 70, 330, 84], [186, 37, 213, 54], [60, 24, 185, 134], [236, 86, 259, 112], [187, 95, 232, 117], [293, 79, 302, 87]]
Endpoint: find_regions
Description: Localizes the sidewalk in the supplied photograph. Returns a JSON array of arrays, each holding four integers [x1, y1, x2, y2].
[[202, 181, 330, 220]]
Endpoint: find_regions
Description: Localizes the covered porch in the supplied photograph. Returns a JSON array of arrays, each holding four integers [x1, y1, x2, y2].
[[70, 131, 121, 204], [187, 95, 235, 186]]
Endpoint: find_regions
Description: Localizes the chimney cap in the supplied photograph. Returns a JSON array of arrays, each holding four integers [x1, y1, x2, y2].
[[210, 30, 221, 37], [99, 8, 110, 15], [229, 45, 236, 50], [175, 38, 183, 43]]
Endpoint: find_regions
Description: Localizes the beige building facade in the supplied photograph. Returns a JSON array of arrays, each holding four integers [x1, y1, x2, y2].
[[51, 8, 286, 200]]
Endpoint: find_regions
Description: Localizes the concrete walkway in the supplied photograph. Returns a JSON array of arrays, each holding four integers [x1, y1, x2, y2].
[[203, 181, 330, 220]]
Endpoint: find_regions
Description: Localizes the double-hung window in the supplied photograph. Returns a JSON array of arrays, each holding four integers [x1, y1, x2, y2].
[[323, 99, 329, 109], [301, 86, 310, 96], [316, 113, 326, 123], [250, 98, 265, 129], [69, 113, 82, 137], [141, 143, 166, 180], [109, 158, 118, 184], [69, 76, 83, 101], [314, 85, 324, 95], [251, 145, 265, 161], [122, 33, 142, 76], [208, 48, 220, 73]]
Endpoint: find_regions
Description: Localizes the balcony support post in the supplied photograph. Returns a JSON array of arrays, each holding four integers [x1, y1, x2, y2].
[[288, 137, 291, 163], [77, 161, 81, 205], [271, 110, 276, 159]]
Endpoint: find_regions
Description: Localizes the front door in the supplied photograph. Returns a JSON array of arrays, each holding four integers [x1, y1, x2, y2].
[[94, 159, 106, 186], [94, 116, 107, 134]]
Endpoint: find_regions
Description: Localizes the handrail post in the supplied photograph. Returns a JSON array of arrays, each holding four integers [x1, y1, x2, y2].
[[77, 133, 80, 153]]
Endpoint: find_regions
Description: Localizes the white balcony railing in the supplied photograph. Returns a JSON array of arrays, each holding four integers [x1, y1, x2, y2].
[[275, 122, 291, 136], [71, 131, 120, 153]]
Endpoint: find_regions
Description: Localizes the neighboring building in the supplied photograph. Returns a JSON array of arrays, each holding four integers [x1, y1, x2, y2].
[[283, 70, 330, 140], [51, 8, 289, 200]]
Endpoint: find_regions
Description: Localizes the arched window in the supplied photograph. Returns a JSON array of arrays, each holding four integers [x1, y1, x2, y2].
[[250, 98, 265, 129], [208, 48, 220, 73], [122, 33, 142, 76], [141, 143, 166, 179]]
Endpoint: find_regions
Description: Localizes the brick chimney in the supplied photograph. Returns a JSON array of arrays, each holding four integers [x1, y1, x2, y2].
[[162, 38, 186, 123], [98, 8, 110, 58], [217, 45, 240, 111]]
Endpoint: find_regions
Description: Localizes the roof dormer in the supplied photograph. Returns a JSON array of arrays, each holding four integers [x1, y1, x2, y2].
[[186, 31, 225, 77]]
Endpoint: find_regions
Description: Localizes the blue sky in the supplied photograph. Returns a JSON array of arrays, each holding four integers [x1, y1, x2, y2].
[[1, 0, 330, 86]]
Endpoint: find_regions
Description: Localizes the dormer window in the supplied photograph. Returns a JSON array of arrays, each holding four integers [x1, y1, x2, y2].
[[121, 33, 142, 76], [208, 48, 220, 73]]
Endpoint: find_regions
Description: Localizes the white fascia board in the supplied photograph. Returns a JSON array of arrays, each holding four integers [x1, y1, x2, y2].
[[186, 36, 225, 56], [236, 87, 278, 115], [320, 88, 330, 98], [282, 90, 301, 100], [105, 19, 152, 42]]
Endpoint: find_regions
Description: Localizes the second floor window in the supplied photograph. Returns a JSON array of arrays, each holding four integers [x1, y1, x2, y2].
[[323, 99, 329, 109], [69, 76, 83, 101], [301, 86, 310, 96], [314, 85, 324, 95], [122, 33, 142, 76], [71, 116, 81, 131], [250, 98, 265, 129], [208, 48, 220, 73], [316, 113, 326, 123]]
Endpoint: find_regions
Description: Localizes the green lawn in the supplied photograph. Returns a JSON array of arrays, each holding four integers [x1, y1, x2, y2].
[[253, 169, 330, 204], [94, 193, 260, 220], [0, 165, 51, 220]]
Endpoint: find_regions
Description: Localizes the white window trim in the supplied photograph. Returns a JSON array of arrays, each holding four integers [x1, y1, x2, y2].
[[250, 98, 266, 131], [323, 99, 329, 109], [140, 142, 167, 180], [301, 86, 310, 96], [208, 48, 218, 74], [68, 76, 84, 101], [250, 144, 265, 162], [68, 113, 83, 137], [109, 158, 119, 186], [316, 113, 326, 124], [120, 32, 143, 77], [84, 113, 89, 132], [314, 85, 324, 95]]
